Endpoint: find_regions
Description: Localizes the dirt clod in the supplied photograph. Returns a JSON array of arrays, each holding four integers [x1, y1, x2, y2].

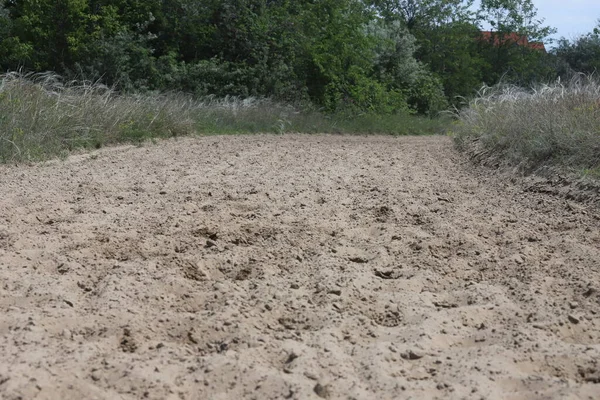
[[120, 328, 137, 353], [401, 349, 425, 360], [313, 383, 330, 399]]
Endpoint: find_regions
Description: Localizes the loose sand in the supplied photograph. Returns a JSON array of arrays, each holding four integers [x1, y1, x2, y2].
[[0, 135, 599, 400]]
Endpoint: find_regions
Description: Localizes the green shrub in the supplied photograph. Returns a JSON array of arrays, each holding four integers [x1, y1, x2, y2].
[[407, 70, 448, 116]]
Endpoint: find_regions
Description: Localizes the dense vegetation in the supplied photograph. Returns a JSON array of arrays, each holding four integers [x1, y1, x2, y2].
[[453, 76, 600, 176], [0, 0, 566, 115], [0, 71, 451, 162], [1, 0, 599, 165], [450, 19, 600, 178]]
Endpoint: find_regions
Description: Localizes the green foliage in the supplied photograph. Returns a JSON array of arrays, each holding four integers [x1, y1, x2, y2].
[[371, 0, 475, 30], [370, 1, 486, 103], [77, 30, 160, 91], [298, 0, 392, 111], [477, 38, 558, 87], [0, 0, 571, 117], [553, 23, 600, 76], [413, 21, 485, 104], [368, 20, 422, 87], [4, 0, 92, 70], [406, 70, 448, 115], [371, 0, 558, 104], [478, 0, 556, 41]]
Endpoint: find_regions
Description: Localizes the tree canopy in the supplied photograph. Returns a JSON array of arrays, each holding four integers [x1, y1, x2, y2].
[[0, 0, 590, 114]]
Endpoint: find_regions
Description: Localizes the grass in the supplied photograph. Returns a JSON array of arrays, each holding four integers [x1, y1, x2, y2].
[[452, 75, 600, 175], [0, 72, 449, 163]]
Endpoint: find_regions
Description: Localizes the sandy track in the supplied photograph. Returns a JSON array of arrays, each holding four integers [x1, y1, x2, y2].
[[0, 135, 599, 400]]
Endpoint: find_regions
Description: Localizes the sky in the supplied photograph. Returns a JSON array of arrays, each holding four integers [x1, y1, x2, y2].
[[473, 0, 600, 47], [536, 0, 600, 42]]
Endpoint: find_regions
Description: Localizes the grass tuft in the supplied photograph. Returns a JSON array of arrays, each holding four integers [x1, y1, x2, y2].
[[452, 75, 600, 174]]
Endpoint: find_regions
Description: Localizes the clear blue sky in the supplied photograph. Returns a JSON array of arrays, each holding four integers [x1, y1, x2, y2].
[[537, 0, 600, 42]]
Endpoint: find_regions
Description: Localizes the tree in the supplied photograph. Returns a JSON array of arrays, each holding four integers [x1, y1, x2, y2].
[[553, 21, 600, 76], [0, 0, 563, 113], [300, 0, 403, 112], [0, 0, 33, 70], [370, 0, 474, 29], [477, 0, 557, 86], [371, 1, 485, 104], [478, 0, 555, 41], [367, 19, 447, 113], [4, 0, 93, 71]]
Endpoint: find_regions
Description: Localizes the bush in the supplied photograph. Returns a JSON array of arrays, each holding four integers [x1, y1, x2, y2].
[[407, 70, 448, 116], [554, 30, 600, 76], [322, 66, 409, 114], [73, 30, 161, 92]]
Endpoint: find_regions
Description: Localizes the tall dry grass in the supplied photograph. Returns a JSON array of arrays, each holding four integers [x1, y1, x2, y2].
[[0, 72, 200, 161], [0, 72, 448, 162], [453, 75, 600, 175]]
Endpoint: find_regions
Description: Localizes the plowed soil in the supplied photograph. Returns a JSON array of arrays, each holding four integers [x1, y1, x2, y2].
[[1, 135, 599, 400]]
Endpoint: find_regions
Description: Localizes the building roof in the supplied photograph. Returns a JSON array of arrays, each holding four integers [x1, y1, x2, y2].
[[479, 31, 546, 52]]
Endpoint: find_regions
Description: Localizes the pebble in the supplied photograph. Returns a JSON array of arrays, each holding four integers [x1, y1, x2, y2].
[[57, 263, 71, 274], [568, 314, 580, 324], [188, 331, 200, 344], [474, 335, 486, 343], [247, 340, 262, 349]]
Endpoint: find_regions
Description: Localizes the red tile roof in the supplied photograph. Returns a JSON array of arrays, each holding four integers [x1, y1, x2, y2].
[[528, 42, 547, 51], [479, 31, 546, 52]]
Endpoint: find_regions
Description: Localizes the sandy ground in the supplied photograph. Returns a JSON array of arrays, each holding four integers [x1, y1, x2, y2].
[[0, 134, 599, 400]]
